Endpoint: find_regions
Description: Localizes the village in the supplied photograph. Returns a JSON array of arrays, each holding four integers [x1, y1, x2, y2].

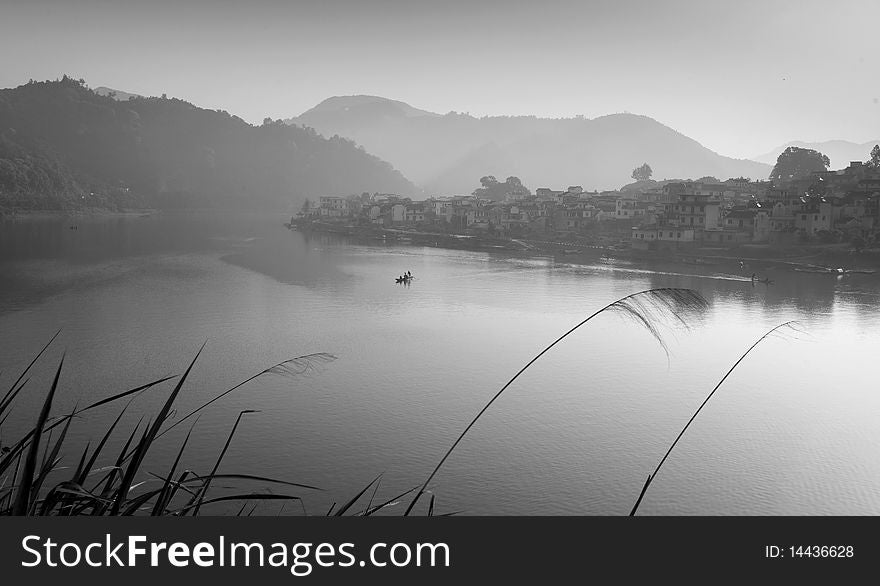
[[293, 155, 880, 261]]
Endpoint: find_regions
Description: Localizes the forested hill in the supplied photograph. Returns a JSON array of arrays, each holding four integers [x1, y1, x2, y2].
[[0, 77, 416, 211]]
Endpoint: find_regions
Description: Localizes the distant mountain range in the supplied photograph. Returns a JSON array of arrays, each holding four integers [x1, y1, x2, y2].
[[0, 79, 415, 211], [752, 140, 880, 170], [7, 81, 869, 213], [286, 95, 772, 193]]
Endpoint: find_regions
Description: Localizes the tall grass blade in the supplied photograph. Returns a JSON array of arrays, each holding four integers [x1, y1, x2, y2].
[[171, 493, 302, 516], [361, 486, 419, 516], [629, 321, 798, 516], [111, 342, 205, 514], [12, 354, 64, 515], [404, 288, 708, 515], [1, 330, 61, 412], [30, 405, 75, 512], [366, 476, 381, 514], [43, 375, 176, 437], [164, 470, 195, 513], [157, 353, 337, 439], [94, 416, 143, 496], [190, 409, 256, 516], [109, 421, 153, 514], [0, 377, 30, 421], [79, 404, 130, 486], [152, 420, 197, 516], [184, 474, 321, 492], [335, 474, 382, 516]]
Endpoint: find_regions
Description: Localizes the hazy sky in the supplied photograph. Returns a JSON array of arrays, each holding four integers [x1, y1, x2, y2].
[[2, 0, 878, 158]]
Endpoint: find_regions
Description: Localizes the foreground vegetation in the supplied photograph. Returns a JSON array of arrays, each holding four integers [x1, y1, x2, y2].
[[1, 289, 796, 516], [0, 337, 344, 516]]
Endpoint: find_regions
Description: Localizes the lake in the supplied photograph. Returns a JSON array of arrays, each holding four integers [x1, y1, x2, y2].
[[2, 211, 880, 515]]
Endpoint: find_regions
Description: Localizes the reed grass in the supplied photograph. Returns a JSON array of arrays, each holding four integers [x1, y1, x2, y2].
[[0, 336, 336, 516]]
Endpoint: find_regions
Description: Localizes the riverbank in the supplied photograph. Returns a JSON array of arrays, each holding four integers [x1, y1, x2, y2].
[[288, 219, 880, 275], [0, 207, 158, 221]]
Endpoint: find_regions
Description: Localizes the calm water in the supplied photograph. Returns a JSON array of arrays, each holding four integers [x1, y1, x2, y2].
[[2, 212, 880, 515]]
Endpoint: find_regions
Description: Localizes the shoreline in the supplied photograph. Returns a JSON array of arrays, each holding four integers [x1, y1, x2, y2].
[[289, 219, 880, 274], [0, 208, 159, 220]]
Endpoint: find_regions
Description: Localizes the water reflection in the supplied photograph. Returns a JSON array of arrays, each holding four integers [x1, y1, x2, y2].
[[1, 212, 880, 515]]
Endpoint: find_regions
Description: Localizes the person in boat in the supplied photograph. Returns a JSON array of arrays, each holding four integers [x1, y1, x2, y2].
[[750, 273, 756, 282]]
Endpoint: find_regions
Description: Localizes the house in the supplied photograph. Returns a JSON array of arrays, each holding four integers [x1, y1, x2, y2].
[[719, 206, 770, 242], [391, 203, 407, 224], [793, 198, 832, 235], [405, 205, 427, 224], [319, 196, 350, 218], [666, 192, 721, 232], [631, 226, 696, 249], [536, 188, 564, 201], [615, 197, 653, 221]]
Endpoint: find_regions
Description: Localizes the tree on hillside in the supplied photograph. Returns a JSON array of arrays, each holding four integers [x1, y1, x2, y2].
[[472, 175, 531, 200], [867, 144, 880, 169], [769, 147, 830, 182], [631, 163, 652, 182]]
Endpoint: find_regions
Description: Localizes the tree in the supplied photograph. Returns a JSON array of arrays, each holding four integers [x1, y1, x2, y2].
[[472, 175, 531, 200], [478, 175, 498, 189], [769, 147, 830, 182], [867, 144, 880, 170], [631, 163, 652, 182], [504, 176, 528, 193]]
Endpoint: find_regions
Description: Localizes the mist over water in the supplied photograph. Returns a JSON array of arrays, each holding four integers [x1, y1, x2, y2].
[[2, 212, 879, 515]]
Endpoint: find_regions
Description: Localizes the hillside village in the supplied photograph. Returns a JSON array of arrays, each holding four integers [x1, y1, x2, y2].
[[295, 152, 880, 255]]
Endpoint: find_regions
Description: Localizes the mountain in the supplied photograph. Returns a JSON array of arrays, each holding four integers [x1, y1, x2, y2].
[[287, 96, 770, 193], [0, 78, 416, 211], [94, 86, 143, 101], [753, 140, 880, 170], [300, 95, 439, 123]]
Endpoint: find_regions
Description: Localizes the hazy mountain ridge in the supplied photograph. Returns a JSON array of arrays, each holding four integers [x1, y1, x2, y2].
[[753, 139, 880, 170], [287, 95, 771, 193], [0, 79, 416, 211], [94, 86, 143, 101]]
